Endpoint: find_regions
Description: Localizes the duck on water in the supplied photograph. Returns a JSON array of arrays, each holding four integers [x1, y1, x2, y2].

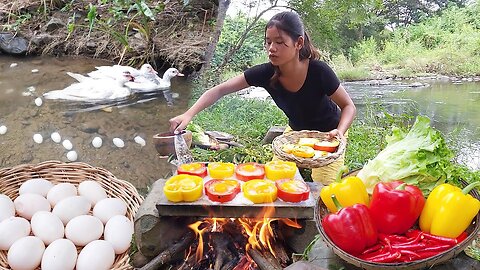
[[43, 65, 184, 102]]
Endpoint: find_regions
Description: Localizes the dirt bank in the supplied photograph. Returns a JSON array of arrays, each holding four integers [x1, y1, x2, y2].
[[0, 0, 219, 72]]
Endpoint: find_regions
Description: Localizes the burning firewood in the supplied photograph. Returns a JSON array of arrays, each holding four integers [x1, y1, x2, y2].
[[139, 230, 195, 270], [247, 248, 282, 270]]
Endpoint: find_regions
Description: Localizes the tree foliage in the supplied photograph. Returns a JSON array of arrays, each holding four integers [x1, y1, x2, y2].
[[288, 0, 469, 54]]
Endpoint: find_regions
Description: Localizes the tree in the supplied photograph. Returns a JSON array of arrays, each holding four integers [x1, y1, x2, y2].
[[201, 0, 232, 74]]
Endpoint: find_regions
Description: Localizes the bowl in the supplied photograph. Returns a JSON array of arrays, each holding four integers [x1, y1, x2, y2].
[[153, 130, 192, 156]]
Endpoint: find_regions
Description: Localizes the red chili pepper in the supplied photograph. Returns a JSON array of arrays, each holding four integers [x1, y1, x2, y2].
[[361, 243, 383, 255], [391, 242, 426, 251], [456, 232, 468, 243], [399, 249, 421, 259], [422, 231, 458, 245], [362, 251, 402, 263], [421, 244, 452, 252], [322, 195, 378, 255], [369, 181, 425, 234], [380, 233, 409, 243], [415, 250, 443, 259]]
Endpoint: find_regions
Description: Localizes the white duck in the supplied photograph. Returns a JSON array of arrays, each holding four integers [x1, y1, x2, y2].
[[87, 63, 158, 80], [43, 72, 134, 101], [125, 67, 184, 93]]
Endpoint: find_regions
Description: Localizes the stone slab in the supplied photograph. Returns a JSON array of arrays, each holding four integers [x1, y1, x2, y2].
[[155, 179, 320, 219]]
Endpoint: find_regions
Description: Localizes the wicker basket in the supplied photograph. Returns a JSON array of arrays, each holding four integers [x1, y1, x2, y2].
[[0, 160, 144, 270], [314, 171, 480, 270], [272, 130, 346, 168]]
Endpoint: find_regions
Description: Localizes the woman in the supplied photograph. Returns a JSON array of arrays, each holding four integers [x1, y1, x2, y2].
[[169, 11, 356, 184]]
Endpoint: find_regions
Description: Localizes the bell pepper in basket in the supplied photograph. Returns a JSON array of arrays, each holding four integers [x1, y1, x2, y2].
[[320, 166, 369, 213], [419, 182, 480, 238], [322, 195, 378, 255], [369, 180, 425, 234]]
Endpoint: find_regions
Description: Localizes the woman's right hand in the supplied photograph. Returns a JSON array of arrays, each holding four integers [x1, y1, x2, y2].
[[169, 113, 192, 134]]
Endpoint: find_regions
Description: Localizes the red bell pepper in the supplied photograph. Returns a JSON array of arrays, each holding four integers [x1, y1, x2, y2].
[[322, 195, 378, 255], [369, 180, 425, 234]]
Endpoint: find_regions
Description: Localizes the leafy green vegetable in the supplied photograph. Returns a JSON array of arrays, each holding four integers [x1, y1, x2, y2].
[[186, 123, 210, 145], [357, 115, 454, 195]]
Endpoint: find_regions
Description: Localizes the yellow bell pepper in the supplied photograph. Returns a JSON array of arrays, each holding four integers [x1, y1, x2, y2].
[[320, 166, 369, 213], [291, 145, 315, 158], [243, 179, 277, 203], [208, 162, 235, 179], [163, 174, 204, 202], [419, 182, 480, 238], [264, 160, 297, 180]]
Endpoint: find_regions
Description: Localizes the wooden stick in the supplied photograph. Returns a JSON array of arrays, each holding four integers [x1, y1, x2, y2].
[[247, 248, 282, 270], [139, 230, 195, 270]]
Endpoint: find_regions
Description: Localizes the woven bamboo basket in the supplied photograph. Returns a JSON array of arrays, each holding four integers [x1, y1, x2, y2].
[[0, 160, 144, 270], [314, 171, 480, 270], [272, 130, 346, 168]]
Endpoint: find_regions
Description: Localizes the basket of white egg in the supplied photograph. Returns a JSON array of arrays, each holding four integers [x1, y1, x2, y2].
[[0, 160, 143, 270]]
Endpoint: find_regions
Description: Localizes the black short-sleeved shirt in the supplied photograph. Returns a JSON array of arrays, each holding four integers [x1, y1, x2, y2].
[[244, 60, 341, 132]]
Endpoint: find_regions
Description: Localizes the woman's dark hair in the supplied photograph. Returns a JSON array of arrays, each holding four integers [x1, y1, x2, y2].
[[265, 11, 319, 88]]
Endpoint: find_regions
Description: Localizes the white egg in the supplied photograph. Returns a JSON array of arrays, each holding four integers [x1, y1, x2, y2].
[[112, 137, 125, 148], [7, 236, 45, 270], [47, 183, 77, 207], [14, 193, 51, 220], [78, 181, 107, 206], [134, 135, 146, 146], [0, 125, 7, 134], [50, 132, 61, 143], [92, 136, 103, 148], [76, 240, 115, 270], [0, 194, 15, 222], [104, 215, 134, 254], [19, 178, 54, 197], [31, 69, 39, 73], [93, 198, 127, 224], [10, 63, 17, 68], [31, 211, 64, 245], [52, 196, 91, 225], [33, 133, 43, 144], [34, 97, 43, 106], [66, 150, 78, 162], [62, 139, 73, 150], [65, 215, 103, 246], [41, 239, 77, 270], [0, 217, 31, 250]]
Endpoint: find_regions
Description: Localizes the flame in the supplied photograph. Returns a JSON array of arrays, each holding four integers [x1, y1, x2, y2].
[[187, 206, 303, 264], [188, 220, 207, 262]]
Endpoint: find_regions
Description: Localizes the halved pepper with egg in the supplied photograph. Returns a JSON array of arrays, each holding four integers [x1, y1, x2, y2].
[[275, 179, 310, 203], [204, 179, 241, 203], [208, 162, 235, 179], [163, 174, 203, 202], [177, 162, 208, 178], [265, 160, 297, 180], [235, 162, 265, 181], [242, 179, 277, 203]]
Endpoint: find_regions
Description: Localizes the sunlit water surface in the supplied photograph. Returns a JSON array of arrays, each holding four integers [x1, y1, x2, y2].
[[346, 80, 480, 170], [0, 56, 192, 193]]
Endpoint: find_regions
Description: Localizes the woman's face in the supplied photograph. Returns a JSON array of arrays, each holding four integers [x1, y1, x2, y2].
[[265, 26, 301, 66]]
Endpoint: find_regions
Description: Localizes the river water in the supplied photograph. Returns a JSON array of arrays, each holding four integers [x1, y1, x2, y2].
[[0, 56, 479, 193], [0, 56, 192, 193]]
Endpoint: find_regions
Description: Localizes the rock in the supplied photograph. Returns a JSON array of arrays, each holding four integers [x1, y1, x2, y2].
[[31, 33, 54, 47], [45, 17, 66, 32], [134, 180, 195, 257], [262, 125, 286, 144], [0, 33, 28, 55]]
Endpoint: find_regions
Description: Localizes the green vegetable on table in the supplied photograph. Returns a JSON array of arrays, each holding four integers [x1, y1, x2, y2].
[[357, 115, 454, 195]]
